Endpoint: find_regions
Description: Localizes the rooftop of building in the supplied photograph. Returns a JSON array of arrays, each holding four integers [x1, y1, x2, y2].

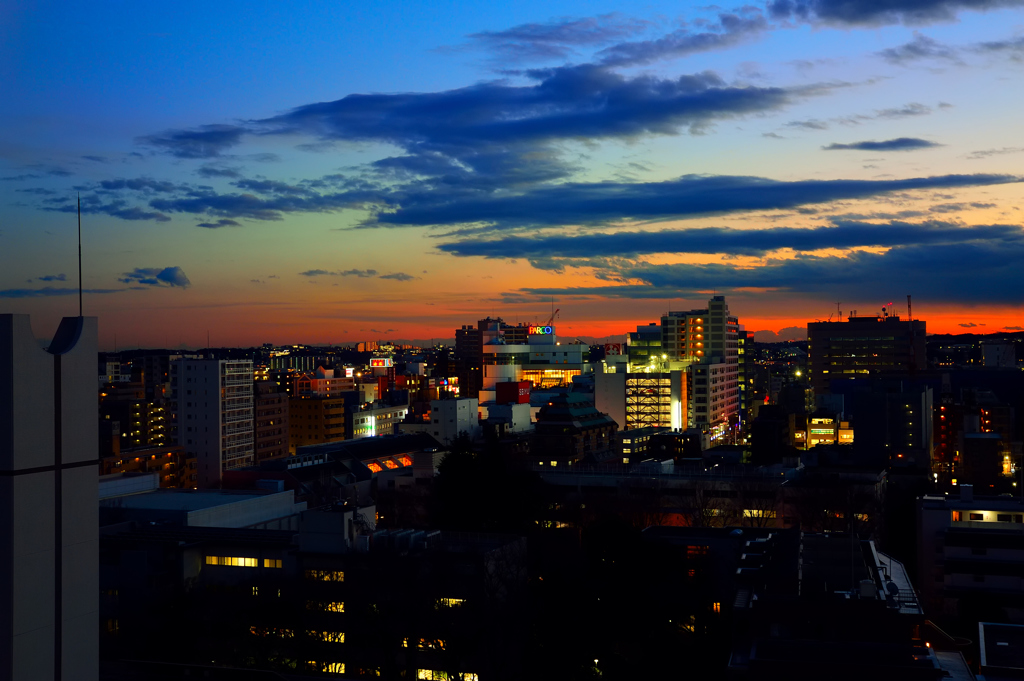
[[920, 490, 1024, 511], [979, 622, 1024, 676], [809, 314, 925, 327], [99, 487, 285, 511], [294, 432, 443, 461]]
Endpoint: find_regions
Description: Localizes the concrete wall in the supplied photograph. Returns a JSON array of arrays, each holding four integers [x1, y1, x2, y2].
[[1, 315, 99, 681], [594, 371, 626, 431], [187, 490, 306, 528]]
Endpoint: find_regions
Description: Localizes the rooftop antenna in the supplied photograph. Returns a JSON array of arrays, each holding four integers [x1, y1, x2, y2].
[[77, 194, 83, 317], [836, 302, 842, 320]]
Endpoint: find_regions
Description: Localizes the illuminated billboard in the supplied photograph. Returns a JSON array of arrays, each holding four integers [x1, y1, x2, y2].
[[369, 358, 393, 368], [528, 325, 554, 335]]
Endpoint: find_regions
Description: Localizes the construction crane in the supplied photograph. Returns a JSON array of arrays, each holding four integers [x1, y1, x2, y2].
[[543, 308, 560, 326]]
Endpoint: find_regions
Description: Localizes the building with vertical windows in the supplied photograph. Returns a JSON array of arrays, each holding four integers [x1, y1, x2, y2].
[[807, 314, 927, 396], [917, 486, 1024, 621], [172, 358, 254, 487], [737, 330, 754, 422], [1, 314, 99, 681], [659, 296, 741, 439], [254, 380, 289, 462], [99, 380, 167, 455], [289, 394, 348, 452], [533, 392, 618, 466]]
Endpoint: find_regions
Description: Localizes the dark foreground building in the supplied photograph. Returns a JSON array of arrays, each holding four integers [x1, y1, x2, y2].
[[100, 505, 526, 680]]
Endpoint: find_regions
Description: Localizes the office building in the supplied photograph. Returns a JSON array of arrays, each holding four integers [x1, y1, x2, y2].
[[254, 381, 289, 462], [660, 295, 738, 366], [595, 370, 686, 432], [533, 392, 618, 466], [100, 444, 194, 488], [172, 358, 254, 487], [808, 313, 927, 396], [427, 398, 480, 445], [99, 380, 167, 453], [1, 314, 99, 681], [347, 398, 409, 440], [293, 365, 355, 397], [289, 394, 348, 452], [917, 487, 1024, 622], [627, 323, 663, 369]]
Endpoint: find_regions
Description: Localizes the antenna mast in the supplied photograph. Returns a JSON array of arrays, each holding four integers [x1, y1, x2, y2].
[[77, 194, 83, 317]]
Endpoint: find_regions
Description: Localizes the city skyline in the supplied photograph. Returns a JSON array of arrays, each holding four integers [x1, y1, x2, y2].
[[4, 0, 1024, 350]]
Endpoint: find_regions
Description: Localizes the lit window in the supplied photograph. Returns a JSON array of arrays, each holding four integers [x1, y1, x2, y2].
[[250, 626, 294, 638], [308, 630, 345, 643], [418, 672, 478, 681], [206, 556, 258, 567], [305, 569, 345, 582], [436, 597, 465, 608], [308, 661, 345, 675]]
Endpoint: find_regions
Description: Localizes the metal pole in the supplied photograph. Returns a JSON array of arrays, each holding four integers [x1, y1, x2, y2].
[[77, 194, 83, 316]]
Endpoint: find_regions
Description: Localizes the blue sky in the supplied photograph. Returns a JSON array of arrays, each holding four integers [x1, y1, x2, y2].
[[3, 0, 1024, 347]]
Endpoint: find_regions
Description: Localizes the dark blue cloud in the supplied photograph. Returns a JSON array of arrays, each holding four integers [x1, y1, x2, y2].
[[379, 272, 416, 281], [37, 273, 67, 282], [596, 10, 769, 66], [373, 173, 1019, 229], [118, 267, 191, 288], [967, 146, 1024, 159], [0, 287, 124, 298], [299, 269, 379, 278], [260, 65, 794, 148], [46, 195, 171, 222], [767, 0, 1024, 26], [823, 137, 941, 151], [196, 165, 242, 179], [99, 178, 184, 192], [438, 220, 1023, 259], [973, 34, 1024, 54], [148, 186, 375, 221], [196, 218, 241, 228], [465, 14, 650, 62], [136, 124, 245, 159], [520, 241, 1024, 303], [878, 34, 961, 63]]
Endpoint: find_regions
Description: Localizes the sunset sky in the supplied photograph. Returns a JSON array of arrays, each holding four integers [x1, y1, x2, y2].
[[3, 0, 1024, 349]]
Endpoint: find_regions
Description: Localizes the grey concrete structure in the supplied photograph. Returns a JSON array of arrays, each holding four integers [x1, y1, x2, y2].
[[171, 358, 254, 487], [1, 314, 99, 681]]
